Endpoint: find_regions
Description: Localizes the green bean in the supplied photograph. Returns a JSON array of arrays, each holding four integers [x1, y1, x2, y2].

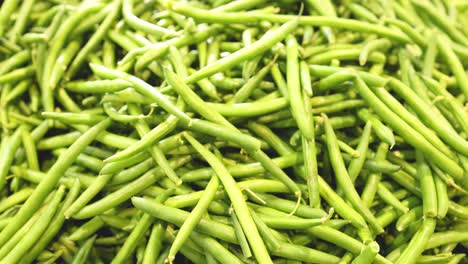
[[48, 39, 82, 92], [359, 39, 391, 66], [170, 4, 410, 42], [376, 183, 409, 214], [0, 66, 35, 85], [395, 217, 436, 264], [309, 48, 386, 65], [357, 108, 395, 147], [231, 211, 252, 258], [42, 112, 106, 126], [133, 197, 237, 243], [273, 240, 341, 264], [190, 231, 243, 264], [21, 129, 39, 171], [0, 119, 111, 247], [447, 254, 466, 264], [132, 24, 217, 70], [209, 98, 289, 117], [257, 210, 331, 229], [71, 235, 96, 264], [111, 189, 173, 264], [231, 60, 274, 103], [123, 0, 179, 39], [412, 0, 468, 44], [168, 175, 219, 262], [64, 172, 114, 218], [396, 206, 423, 232], [348, 121, 372, 182], [322, 114, 383, 234], [184, 19, 298, 85], [52, 149, 102, 172], [0, 204, 42, 259], [317, 176, 367, 229], [4, 80, 30, 104], [361, 143, 388, 207], [0, 0, 21, 37], [385, 19, 425, 48], [286, 35, 314, 141], [422, 32, 438, 77], [351, 241, 379, 264], [0, 124, 27, 190], [436, 35, 468, 101], [388, 78, 468, 156], [355, 78, 463, 181], [164, 68, 235, 130], [434, 173, 449, 218], [103, 113, 180, 163], [41, 3, 104, 112], [73, 155, 190, 219], [416, 152, 438, 217], [1, 186, 66, 264], [67, 216, 105, 241], [65, 79, 131, 93], [300, 61, 313, 96], [310, 65, 388, 87], [270, 63, 289, 99], [67, 0, 121, 80], [183, 133, 272, 264], [0, 187, 33, 213], [249, 208, 280, 251], [142, 222, 166, 264], [20, 179, 81, 263]]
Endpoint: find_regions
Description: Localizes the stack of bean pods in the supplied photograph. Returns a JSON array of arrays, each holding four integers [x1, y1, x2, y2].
[[0, 0, 468, 263]]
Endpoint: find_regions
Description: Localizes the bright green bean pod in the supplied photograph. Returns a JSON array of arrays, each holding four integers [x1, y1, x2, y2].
[[20, 179, 81, 263], [123, 0, 179, 38], [168, 176, 219, 261], [357, 109, 395, 147], [1, 186, 66, 264], [231, 61, 274, 103], [317, 176, 367, 229], [388, 78, 468, 156], [183, 133, 272, 263], [322, 114, 383, 234], [376, 183, 409, 214], [395, 217, 436, 264], [71, 235, 96, 264], [416, 152, 438, 217], [348, 121, 372, 182], [0, 0, 21, 37], [67, 0, 122, 79], [170, 4, 410, 42], [111, 189, 173, 264], [436, 35, 468, 101], [286, 35, 314, 141], [412, 0, 468, 44], [41, 3, 104, 112], [184, 19, 298, 84], [190, 231, 243, 264], [0, 124, 27, 190], [142, 222, 166, 264], [42, 112, 106, 125], [0, 119, 111, 247], [73, 157, 190, 219], [351, 241, 379, 264], [356, 78, 463, 181], [231, 211, 252, 258], [0, 187, 33, 213], [21, 128, 39, 171]]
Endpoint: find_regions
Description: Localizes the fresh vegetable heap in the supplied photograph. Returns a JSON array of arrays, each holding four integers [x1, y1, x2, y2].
[[0, 0, 468, 263]]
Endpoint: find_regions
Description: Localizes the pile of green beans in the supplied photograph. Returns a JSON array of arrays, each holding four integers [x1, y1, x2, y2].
[[0, 0, 467, 263]]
